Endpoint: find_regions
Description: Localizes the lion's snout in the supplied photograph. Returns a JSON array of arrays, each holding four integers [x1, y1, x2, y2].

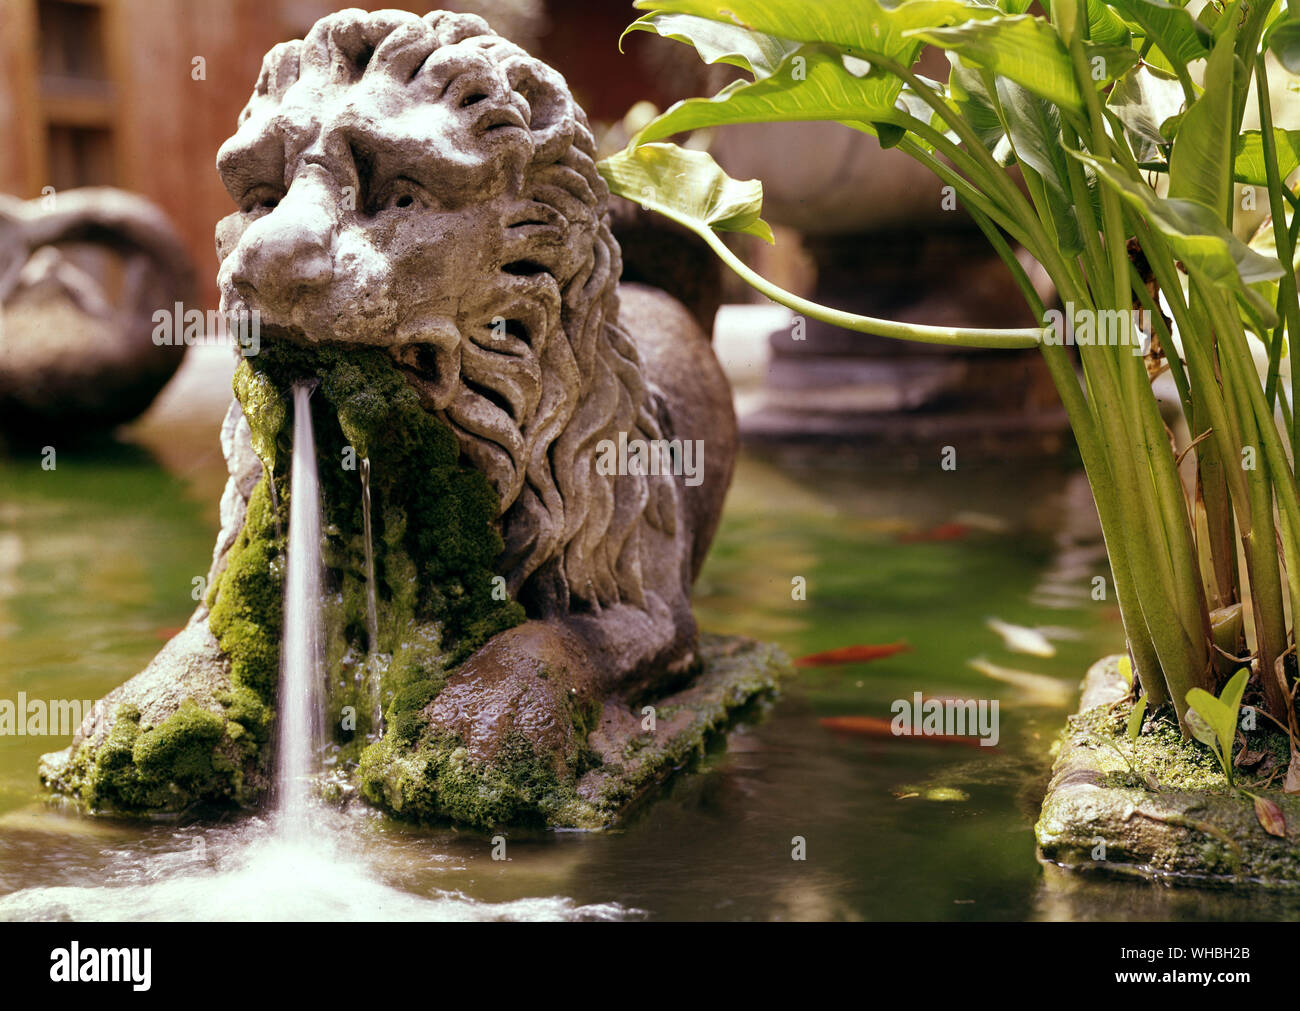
[[229, 169, 336, 312]]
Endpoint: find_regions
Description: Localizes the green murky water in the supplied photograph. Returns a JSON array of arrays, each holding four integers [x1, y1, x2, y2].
[[1, 363, 1295, 920]]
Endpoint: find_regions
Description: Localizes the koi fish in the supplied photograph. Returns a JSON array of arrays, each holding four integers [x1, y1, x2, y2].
[[795, 641, 911, 667], [897, 522, 971, 543], [818, 715, 986, 749]]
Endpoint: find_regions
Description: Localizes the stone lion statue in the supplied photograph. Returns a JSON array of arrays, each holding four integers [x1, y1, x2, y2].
[[40, 9, 784, 828]]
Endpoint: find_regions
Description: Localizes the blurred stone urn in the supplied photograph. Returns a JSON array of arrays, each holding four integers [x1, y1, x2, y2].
[[0, 188, 197, 442], [712, 116, 1067, 456]]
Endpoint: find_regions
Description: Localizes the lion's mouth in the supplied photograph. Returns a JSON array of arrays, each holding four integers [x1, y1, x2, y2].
[[388, 341, 459, 411], [250, 324, 458, 411], [388, 341, 441, 380]]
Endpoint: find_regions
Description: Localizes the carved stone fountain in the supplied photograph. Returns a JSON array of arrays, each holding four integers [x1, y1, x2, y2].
[[39, 9, 787, 829]]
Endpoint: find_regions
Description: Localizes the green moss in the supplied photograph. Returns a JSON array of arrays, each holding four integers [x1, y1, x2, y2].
[[388, 678, 446, 746], [357, 728, 593, 830], [232, 362, 287, 469], [216, 684, 272, 738], [571, 696, 603, 744], [133, 702, 226, 777], [49, 341, 530, 816], [207, 477, 284, 701], [219, 344, 522, 802], [356, 635, 790, 830], [357, 655, 608, 829], [1070, 695, 1290, 794], [57, 698, 266, 814], [579, 637, 788, 822], [244, 342, 524, 665]]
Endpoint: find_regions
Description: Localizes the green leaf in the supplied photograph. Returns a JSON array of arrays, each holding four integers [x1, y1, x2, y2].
[[1185, 687, 1228, 745], [1127, 694, 1148, 743], [631, 0, 998, 63], [1219, 667, 1250, 752], [995, 75, 1084, 254], [1234, 128, 1300, 186], [1109, 0, 1213, 70], [910, 15, 1135, 115], [1186, 667, 1249, 761], [1076, 153, 1283, 326], [1267, 17, 1300, 73], [1167, 19, 1238, 217], [632, 46, 917, 147], [621, 12, 802, 79], [911, 17, 1078, 112], [628, 0, 1004, 145], [597, 141, 774, 243], [1185, 705, 1221, 752], [948, 55, 1015, 164], [1196, 1, 1222, 35], [1143, 44, 1180, 78], [1107, 63, 1185, 166], [1044, 0, 1132, 47]]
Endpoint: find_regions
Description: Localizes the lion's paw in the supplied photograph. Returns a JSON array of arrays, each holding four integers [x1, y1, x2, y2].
[[422, 622, 601, 778]]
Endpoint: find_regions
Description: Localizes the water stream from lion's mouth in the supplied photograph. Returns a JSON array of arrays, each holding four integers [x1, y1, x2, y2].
[[360, 455, 384, 730], [275, 381, 326, 840], [360, 456, 379, 655]]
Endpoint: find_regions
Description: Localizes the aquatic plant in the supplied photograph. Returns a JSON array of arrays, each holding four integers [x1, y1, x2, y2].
[[1187, 667, 1250, 786], [599, 0, 1300, 788]]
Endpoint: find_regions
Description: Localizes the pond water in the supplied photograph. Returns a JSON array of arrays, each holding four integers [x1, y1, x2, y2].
[[1, 349, 1296, 921]]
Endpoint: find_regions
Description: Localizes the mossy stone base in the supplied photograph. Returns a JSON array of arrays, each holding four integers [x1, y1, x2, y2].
[[37, 343, 781, 828], [37, 621, 271, 815], [358, 633, 789, 830], [1036, 656, 1300, 886]]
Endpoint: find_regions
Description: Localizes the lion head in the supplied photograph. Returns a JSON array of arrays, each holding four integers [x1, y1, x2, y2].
[[215, 9, 675, 617]]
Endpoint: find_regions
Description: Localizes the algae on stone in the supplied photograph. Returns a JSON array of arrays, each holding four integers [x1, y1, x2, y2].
[[39, 623, 273, 814], [1037, 655, 1300, 885]]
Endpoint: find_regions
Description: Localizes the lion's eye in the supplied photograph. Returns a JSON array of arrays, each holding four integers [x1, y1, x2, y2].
[[240, 185, 284, 214], [379, 179, 427, 212]]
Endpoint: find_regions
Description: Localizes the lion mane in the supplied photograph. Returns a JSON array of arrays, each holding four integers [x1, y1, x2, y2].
[[230, 9, 677, 619]]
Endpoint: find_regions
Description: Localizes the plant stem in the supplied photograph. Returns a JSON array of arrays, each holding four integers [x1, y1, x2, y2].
[[1255, 50, 1300, 456], [1202, 285, 1292, 717], [688, 227, 1042, 349]]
